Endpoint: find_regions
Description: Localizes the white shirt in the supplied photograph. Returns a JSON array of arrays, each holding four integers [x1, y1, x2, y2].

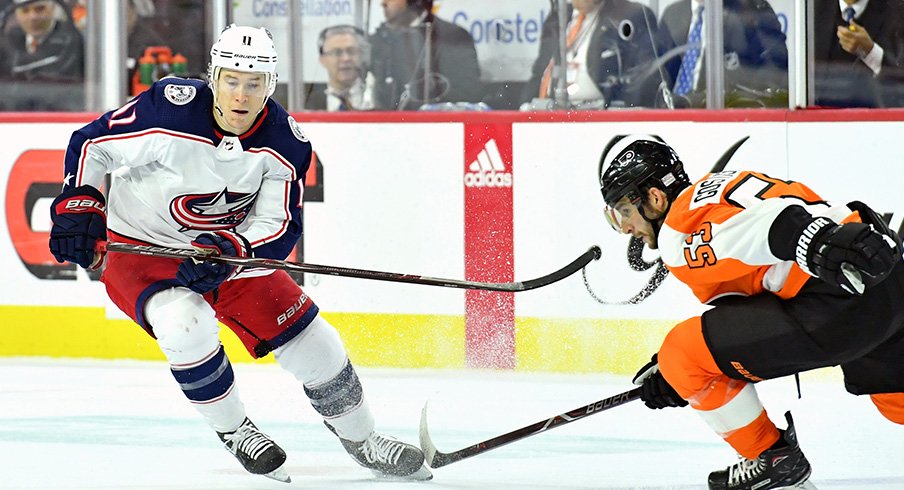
[[325, 74, 375, 111], [838, 0, 869, 19], [565, 9, 604, 102]]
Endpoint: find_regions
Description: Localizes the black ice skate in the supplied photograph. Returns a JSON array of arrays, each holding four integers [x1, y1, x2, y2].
[[708, 412, 815, 490], [218, 417, 291, 483], [325, 421, 433, 480]]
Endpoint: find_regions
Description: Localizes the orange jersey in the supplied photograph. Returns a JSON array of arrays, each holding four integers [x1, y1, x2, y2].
[[659, 170, 856, 304]]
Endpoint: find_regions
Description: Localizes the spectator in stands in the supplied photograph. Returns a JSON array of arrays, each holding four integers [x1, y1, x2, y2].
[[307, 25, 375, 111], [369, 0, 481, 110], [814, 0, 904, 108], [521, 0, 677, 110], [660, 0, 788, 108], [0, 0, 85, 110]]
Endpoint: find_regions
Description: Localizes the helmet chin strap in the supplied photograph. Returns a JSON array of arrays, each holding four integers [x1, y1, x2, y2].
[[212, 102, 233, 133]]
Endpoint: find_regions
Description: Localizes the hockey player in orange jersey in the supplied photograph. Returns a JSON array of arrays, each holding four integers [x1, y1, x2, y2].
[[599, 136, 904, 490]]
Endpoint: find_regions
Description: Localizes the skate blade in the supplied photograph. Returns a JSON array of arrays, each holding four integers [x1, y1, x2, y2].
[[370, 465, 433, 481], [776, 480, 817, 490], [263, 465, 291, 483]]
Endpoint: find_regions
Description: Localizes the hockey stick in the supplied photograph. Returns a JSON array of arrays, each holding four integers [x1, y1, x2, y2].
[[419, 386, 642, 468], [100, 242, 601, 292]]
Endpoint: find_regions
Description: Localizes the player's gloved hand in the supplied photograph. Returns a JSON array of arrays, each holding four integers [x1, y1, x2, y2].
[[632, 354, 688, 410], [49, 185, 107, 270], [176, 231, 250, 294], [797, 213, 901, 295]]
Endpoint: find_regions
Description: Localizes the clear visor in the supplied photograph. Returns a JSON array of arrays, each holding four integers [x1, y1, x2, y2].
[[604, 206, 624, 232], [216, 70, 269, 97], [603, 197, 639, 233]]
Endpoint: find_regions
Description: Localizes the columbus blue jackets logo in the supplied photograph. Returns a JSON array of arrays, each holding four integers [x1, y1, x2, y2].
[[288, 116, 308, 142], [164, 84, 197, 105], [170, 189, 258, 231]]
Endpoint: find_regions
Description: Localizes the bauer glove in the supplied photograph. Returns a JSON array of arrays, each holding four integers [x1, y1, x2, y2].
[[632, 354, 688, 410], [49, 185, 107, 270], [176, 231, 250, 294]]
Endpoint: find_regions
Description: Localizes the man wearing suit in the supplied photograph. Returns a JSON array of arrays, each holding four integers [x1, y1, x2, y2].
[[660, 0, 788, 108], [522, 0, 678, 109], [814, 0, 904, 107], [0, 0, 85, 110], [306, 25, 375, 111], [369, 0, 481, 110]]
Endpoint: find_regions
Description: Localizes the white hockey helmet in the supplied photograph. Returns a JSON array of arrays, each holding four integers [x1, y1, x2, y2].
[[208, 24, 278, 98]]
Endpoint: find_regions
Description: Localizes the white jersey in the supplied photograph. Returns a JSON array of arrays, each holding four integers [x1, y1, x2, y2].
[[62, 78, 312, 260]]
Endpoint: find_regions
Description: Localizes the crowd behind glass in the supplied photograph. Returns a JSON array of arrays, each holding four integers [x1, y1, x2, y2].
[[0, 0, 902, 112]]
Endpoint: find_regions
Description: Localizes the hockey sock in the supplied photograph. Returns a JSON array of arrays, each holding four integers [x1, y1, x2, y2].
[[273, 315, 375, 440], [171, 344, 235, 402], [304, 360, 374, 441], [170, 345, 245, 432]]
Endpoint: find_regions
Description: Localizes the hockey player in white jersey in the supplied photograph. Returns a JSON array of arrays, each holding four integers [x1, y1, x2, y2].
[[48, 25, 431, 483]]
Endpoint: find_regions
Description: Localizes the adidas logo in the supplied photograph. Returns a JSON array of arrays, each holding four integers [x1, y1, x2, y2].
[[465, 138, 512, 188]]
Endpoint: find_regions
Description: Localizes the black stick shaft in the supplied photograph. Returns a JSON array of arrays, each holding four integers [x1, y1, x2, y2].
[[100, 242, 601, 292], [421, 387, 642, 468]]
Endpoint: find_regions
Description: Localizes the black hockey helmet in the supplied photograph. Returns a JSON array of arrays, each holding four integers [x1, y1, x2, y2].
[[598, 135, 690, 231]]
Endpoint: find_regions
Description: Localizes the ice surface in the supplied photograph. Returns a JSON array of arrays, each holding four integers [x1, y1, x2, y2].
[[0, 359, 900, 489]]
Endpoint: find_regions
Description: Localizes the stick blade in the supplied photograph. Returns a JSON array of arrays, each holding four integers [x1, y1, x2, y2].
[[419, 401, 440, 467], [419, 401, 457, 468]]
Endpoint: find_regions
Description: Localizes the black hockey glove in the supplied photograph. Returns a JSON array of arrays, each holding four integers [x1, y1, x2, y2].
[[49, 185, 107, 270], [176, 231, 250, 294], [632, 354, 688, 410], [796, 213, 900, 295]]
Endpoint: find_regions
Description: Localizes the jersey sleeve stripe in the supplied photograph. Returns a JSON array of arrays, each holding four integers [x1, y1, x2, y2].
[[76, 139, 91, 187]]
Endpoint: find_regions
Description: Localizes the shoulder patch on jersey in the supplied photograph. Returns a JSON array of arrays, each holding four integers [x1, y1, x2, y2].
[[164, 84, 197, 106], [689, 170, 738, 210], [287, 116, 308, 142]]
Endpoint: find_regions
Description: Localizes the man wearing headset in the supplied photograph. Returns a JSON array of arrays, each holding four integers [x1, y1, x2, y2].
[[48, 24, 431, 483]]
